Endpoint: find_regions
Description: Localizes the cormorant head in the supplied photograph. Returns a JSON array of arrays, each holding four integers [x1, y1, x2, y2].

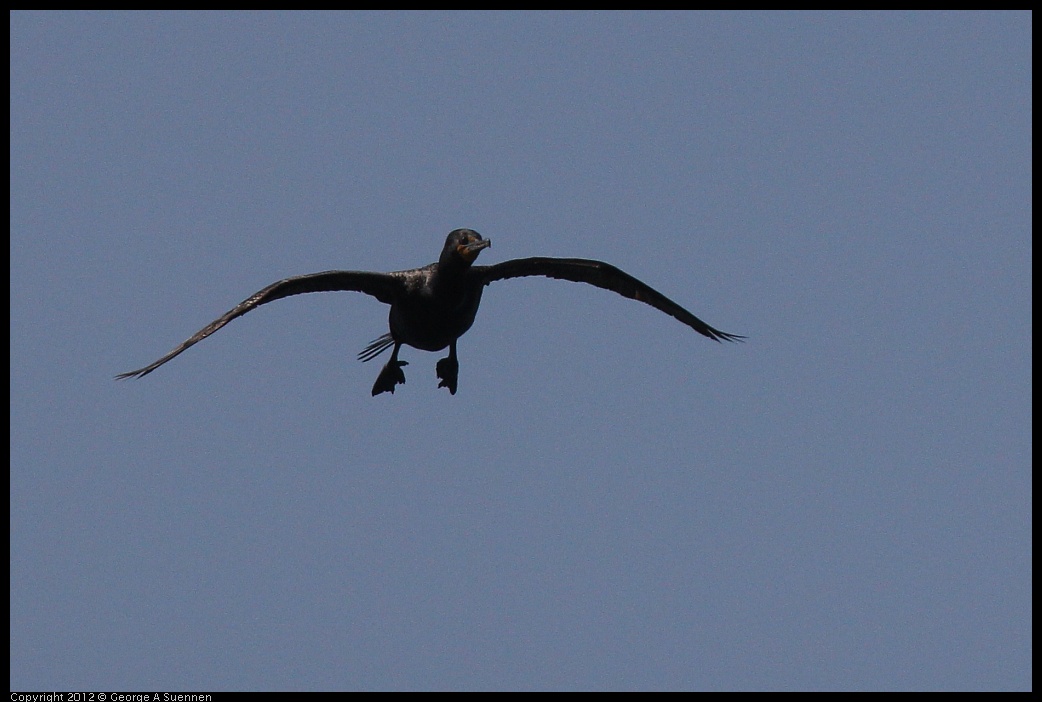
[[442, 228, 491, 266]]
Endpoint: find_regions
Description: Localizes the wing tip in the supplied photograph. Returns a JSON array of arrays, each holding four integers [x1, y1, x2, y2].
[[710, 330, 746, 343], [114, 367, 151, 380]]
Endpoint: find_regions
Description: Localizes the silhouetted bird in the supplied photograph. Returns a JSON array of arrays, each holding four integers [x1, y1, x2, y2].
[[117, 229, 743, 395]]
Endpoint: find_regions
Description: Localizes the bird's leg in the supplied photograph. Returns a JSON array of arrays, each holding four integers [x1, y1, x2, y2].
[[371, 342, 408, 396], [436, 342, 460, 395]]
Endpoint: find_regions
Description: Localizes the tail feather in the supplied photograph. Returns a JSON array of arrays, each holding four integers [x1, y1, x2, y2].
[[357, 333, 395, 362]]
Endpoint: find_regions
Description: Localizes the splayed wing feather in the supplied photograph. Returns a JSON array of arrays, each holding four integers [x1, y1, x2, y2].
[[116, 270, 401, 379], [478, 257, 744, 343]]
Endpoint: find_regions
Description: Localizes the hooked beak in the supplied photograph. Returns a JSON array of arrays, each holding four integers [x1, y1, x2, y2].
[[457, 238, 491, 263]]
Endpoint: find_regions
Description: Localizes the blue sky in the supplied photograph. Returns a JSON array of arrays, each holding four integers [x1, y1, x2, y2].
[[10, 11, 1031, 691]]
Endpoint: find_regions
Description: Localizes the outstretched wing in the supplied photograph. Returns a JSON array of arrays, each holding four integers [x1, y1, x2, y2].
[[478, 257, 744, 342], [116, 270, 401, 379]]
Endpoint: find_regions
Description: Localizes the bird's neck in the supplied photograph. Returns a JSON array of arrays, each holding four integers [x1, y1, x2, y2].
[[431, 261, 473, 295]]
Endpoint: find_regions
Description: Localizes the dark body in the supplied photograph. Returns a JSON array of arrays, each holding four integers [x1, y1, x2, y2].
[[117, 229, 743, 395], [388, 264, 485, 353]]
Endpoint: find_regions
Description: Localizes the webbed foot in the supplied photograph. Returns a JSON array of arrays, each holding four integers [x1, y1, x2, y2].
[[436, 355, 459, 395], [372, 359, 408, 396]]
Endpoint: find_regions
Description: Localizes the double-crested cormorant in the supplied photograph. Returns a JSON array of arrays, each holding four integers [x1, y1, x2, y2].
[[116, 229, 743, 395]]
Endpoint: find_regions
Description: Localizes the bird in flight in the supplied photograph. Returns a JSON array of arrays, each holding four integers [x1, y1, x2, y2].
[[117, 229, 744, 395]]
